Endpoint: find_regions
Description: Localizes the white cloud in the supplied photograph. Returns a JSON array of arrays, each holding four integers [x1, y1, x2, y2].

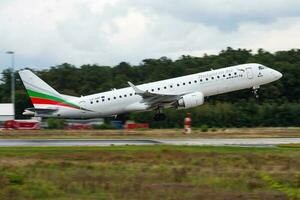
[[0, 0, 300, 70]]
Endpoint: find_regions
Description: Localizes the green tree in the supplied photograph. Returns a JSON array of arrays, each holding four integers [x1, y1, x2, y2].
[[0, 47, 299, 127]]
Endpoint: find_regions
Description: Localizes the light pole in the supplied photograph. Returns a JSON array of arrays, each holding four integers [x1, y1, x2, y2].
[[6, 51, 15, 119]]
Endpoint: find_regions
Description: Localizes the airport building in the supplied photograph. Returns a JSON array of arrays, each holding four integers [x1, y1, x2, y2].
[[0, 103, 14, 127], [0, 103, 14, 121]]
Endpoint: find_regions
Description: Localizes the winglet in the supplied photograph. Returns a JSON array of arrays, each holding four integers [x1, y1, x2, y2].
[[128, 81, 145, 95]]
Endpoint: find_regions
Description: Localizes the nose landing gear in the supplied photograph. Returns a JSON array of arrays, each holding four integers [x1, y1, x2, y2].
[[252, 86, 260, 99]]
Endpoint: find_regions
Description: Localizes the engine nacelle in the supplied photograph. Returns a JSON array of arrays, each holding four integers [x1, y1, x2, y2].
[[177, 92, 204, 109]]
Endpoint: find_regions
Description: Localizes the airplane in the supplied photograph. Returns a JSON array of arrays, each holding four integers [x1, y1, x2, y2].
[[19, 63, 282, 120]]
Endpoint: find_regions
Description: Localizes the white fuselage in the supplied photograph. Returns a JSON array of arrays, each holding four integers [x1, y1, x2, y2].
[[44, 63, 282, 118]]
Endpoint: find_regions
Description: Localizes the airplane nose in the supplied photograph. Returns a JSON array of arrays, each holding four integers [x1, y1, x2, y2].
[[277, 71, 283, 79], [272, 69, 282, 80]]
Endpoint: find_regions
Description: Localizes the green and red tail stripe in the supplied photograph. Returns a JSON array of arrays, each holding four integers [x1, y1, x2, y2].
[[27, 89, 82, 110]]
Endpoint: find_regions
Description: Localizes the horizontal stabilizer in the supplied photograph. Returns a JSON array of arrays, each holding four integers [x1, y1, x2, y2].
[[23, 107, 58, 116]]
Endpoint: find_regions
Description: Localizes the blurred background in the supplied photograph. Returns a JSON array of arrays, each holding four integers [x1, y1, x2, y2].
[[1, 48, 299, 128]]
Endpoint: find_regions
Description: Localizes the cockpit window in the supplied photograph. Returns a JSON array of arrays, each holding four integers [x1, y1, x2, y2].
[[258, 66, 265, 70]]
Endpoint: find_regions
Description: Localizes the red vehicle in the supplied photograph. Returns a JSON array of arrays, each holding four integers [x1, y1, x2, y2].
[[125, 123, 149, 130], [4, 120, 40, 130]]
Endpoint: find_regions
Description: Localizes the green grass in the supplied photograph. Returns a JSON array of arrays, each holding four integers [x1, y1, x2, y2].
[[0, 145, 299, 200], [0, 144, 298, 154]]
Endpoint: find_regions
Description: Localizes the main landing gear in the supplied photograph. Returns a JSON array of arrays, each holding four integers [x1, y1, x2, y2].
[[154, 113, 166, 121], [154, 108, 166, 121], [252, 86, 260, 99]]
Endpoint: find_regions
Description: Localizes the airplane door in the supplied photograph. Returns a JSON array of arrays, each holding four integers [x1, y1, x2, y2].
[[246, 67, 253, 79]]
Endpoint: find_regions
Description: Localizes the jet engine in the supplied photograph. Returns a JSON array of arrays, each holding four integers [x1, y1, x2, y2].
[[176, 92, 204, 109]]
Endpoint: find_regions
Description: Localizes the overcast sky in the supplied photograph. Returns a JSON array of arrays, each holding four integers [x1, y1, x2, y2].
[[1, 0, 300, 70]]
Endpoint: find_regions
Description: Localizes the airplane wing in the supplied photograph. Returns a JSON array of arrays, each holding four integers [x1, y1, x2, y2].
[[128, 82, 181, 108]]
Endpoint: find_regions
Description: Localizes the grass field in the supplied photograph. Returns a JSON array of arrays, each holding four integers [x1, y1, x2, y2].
[[1, 127, 300, 139], [0, 145, 300, 200]]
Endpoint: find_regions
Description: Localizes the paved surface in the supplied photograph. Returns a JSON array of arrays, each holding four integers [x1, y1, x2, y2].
[[0, 139, 161, 147], [0, 138, 300, 147], [159, 138, 300, 146]]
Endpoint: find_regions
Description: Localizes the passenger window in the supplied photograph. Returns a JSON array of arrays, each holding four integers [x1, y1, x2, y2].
[[223, 74, 225, 77], [183, 83, 185, 85], [194, 80, 197, 83], [119, 95, 122, 98], [188, 81, 191, 84], [96, 100, 99, 103], [130, 93, 132, 96], [164, 86, 167, 89], [108, 98, 110, 101], [102, 99, 105, 102], [200, 79, 203, 82], [217, 76, 220, 78], [211, 77, 214, 80], [206, 78, 208, 81], [114, 97, 116, 99], [177, 84, 180, 86], [151, 89, 154, 92]]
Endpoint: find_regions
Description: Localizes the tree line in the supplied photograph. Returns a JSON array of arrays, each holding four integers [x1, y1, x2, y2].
[[0, 47, 299, 127]]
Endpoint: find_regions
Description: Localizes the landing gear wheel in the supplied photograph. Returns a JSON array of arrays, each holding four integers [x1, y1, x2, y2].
[[252, 86, 260, 99], [154, 113, 166, 121]]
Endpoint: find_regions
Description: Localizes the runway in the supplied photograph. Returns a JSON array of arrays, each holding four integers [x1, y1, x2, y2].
[[0, 138, 300, 147], [160, 138, 300, 147], [0, 139, 161, 147]]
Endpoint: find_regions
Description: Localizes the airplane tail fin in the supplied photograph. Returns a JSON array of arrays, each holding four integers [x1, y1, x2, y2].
[[18, 70, 79, 110]]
